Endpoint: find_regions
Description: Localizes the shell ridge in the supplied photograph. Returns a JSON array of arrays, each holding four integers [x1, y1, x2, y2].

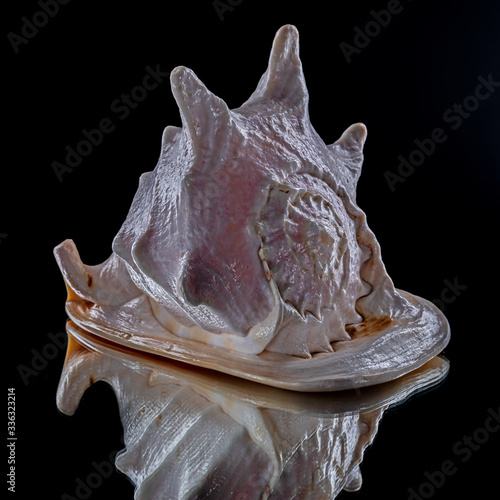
[[54, 24, 449, 391], [242, 25, 308, 113]]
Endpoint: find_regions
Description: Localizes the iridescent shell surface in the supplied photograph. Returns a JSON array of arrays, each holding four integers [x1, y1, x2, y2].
[[54, 25, 450, 391], [57, 322, 449, 499]]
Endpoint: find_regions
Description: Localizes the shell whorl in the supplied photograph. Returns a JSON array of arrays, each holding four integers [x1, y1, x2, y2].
[[130, 25, 375, 356]]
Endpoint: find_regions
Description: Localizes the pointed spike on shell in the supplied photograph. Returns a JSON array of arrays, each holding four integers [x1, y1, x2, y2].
[[161, 125, 181, 147], [53, 239, 93, 302], [244, 24, 308, 110], [170, 66, 231, 143], [56, 332, 100, 416], [328, 123, 367, 199], [333, 123, 367, 157], [343, 465, 363, 492], [316, 328, 335, 353]]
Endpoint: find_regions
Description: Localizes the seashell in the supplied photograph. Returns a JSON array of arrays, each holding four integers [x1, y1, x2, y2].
[[54, 24, 450, 391], [57, 321, 450, 500]]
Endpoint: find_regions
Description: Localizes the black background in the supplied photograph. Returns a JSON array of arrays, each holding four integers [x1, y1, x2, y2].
[[4, 0, 499, 498]]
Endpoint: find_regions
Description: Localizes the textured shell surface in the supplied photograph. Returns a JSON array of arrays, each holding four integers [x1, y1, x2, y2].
[[54, 25, 450, 391], [57, 322, 449, 500]]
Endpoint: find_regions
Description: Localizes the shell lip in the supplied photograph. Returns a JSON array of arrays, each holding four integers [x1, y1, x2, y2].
[[63, 319, 450, 415], [64, 288, 450, 392]]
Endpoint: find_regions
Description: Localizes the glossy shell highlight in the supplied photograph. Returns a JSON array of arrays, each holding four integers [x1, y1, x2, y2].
[[54, 25, 450, 391]]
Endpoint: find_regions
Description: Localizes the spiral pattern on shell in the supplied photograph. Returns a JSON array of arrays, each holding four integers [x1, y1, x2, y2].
[[257, 184, 353, 321]]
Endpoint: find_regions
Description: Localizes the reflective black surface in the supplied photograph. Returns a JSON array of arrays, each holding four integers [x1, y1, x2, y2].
[[5, 0, 499, 498], [56, 324, 450, 499]]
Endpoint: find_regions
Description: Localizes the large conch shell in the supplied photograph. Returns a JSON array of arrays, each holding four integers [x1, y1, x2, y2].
[[57, 322, 449, 499], [54, 25, 450, 391]]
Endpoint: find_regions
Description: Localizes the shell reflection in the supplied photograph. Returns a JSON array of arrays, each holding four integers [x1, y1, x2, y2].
[[57, 322, 449, 499]]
